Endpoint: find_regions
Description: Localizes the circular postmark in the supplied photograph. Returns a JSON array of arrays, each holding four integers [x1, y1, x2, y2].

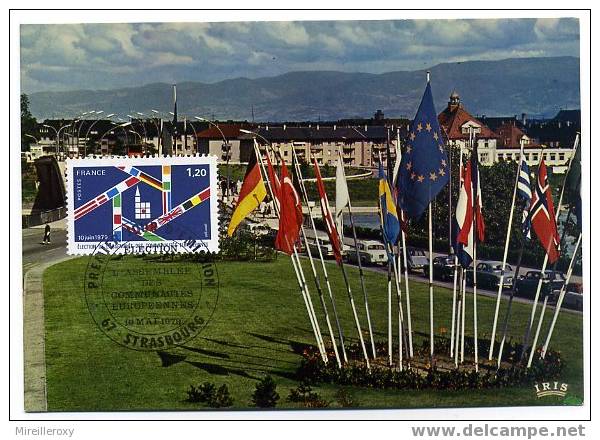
[[84, 224, 219, 351]]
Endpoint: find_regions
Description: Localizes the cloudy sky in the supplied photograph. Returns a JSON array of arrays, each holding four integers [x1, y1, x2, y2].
[[20, 18, 579, 93]]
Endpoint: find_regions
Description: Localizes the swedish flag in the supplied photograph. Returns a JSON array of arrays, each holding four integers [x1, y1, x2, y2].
[[379, 161, 400, 249]]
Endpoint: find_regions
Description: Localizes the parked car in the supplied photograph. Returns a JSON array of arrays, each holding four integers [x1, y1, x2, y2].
[[346, 240, 388, 266], [423, 255, 456, 281], [402, 247, 429, 272], [244, 222, 271, 237], [515, 270, 566, 299], [305, 236, 335, 259], [550, 282, 583, 311], [466, 261, 515, 290]]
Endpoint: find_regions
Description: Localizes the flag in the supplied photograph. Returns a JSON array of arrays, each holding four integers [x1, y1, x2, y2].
[[398, 82, 450, 219], [275, 163, 303, 255], [313, 159, 343, 264], [565, 142, 582, 227], [378, 160, 400, 250], [530, 159, 560, 263], [454, 150, 485, 267], [517, 159, 533, 239], [227, 150, 267, 236], [335, 158, 350, 240], [265, 152, 281, 202]]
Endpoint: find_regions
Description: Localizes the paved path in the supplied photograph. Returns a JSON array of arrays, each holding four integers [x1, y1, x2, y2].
[[22, 217, 72, 412]]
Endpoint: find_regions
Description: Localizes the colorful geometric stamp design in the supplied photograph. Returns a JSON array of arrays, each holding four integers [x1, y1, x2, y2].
[[66, 155, 219, 254]]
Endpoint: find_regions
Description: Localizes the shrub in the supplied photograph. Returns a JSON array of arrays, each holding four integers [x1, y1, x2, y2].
[[295, 335, 563, 392], [186, 382, 216, 403], [287, 381, 329, 408], [334, 388, 356, 408], [251, 375, 280, 408], [209, 384, 234, 408]]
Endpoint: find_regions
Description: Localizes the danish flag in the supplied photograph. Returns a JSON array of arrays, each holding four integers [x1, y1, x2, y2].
[[529, 159, 560, 263]]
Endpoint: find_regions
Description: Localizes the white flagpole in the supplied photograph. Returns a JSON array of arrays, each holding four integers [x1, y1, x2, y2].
[[339, 262, 371, 369], [469, 127, 479, 372], [488, 140, 525, 359], [387, 260, 393, 366], [287, 147, 342, 367], [451, 143, 464, 357], [391, 255, 406, 369], [428, 202, 435, 359], [539, 232, 582, 360], [395, 142, 414, 357], [527, 295, 548, 368], [306, 152, 348, 363], [461, 267, 467, 363], [526, 204, 575, 368], [522, 134, 579, 359], [453, 268, 462, 367], [252, 139, 328, 362], [334, 150, 371, 368], [339, 149, 377, 359], [380, 151, 393, 366], [400, 226, 413, 357]]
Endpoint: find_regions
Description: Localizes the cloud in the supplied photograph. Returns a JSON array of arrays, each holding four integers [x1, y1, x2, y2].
[[20, 18, 580, 93]]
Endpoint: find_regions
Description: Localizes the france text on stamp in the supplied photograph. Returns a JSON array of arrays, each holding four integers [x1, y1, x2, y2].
[[66, 155, 219, 254]]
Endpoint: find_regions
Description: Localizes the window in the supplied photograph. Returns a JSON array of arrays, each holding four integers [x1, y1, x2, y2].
[[559, 153, 565, 161]]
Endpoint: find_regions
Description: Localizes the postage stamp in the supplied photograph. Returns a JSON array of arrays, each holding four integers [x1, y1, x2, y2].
[[66, 155, 219, 255]]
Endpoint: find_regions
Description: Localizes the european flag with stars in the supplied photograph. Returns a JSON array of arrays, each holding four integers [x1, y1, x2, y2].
[[398, 81, 449, 219]]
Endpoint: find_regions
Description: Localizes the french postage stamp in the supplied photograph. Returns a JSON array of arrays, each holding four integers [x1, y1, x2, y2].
[[66, 155, 219, 255]]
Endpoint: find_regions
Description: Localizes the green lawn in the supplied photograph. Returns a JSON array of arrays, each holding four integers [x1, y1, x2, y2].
[[43, 256, 583, 411]]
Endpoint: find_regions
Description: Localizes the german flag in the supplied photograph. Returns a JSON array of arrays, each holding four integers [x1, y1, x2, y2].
[[227, 150, 267, 236]]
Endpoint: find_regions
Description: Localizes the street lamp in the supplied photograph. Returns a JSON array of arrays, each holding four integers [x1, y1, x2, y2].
[[151, 110, 164, 155], [84, 112, 115, 156], [99, 122, 131, 155], [198, 116, 232, 200], [43, 123, 70, 156]]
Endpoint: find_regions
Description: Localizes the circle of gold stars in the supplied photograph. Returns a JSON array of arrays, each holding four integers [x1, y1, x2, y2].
[[405, 119, 448, 184]]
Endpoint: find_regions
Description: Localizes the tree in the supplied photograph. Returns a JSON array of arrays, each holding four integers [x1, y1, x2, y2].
[[21, 94, 38, 151]]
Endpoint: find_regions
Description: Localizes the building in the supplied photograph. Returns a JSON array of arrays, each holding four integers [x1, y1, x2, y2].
[[196, 123, 255, 163], [437, 91, 499, 165], [248, 124, 399, 167], [438, 92, 578, 172]]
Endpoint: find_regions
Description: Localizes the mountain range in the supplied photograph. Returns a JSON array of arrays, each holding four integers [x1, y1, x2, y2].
[[27, 56, 580, 122]]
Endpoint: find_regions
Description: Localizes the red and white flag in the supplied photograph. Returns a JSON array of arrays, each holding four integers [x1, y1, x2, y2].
[[275, 163, 303, 255], [529, 160, 560, 263], [313, 158, 343, 264], [454, 156, 485, 267]]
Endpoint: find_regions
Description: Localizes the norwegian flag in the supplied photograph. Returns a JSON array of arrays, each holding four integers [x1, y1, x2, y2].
[[529, 159, 560, 263], [313, 158, 343, 264]]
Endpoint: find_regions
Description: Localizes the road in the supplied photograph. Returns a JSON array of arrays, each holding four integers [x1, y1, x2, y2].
[[22, 223, 69, 275], [308, 254, 583, 317]]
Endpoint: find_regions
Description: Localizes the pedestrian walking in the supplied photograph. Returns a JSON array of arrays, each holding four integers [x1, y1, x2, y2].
[[42, 223, 51, 245]]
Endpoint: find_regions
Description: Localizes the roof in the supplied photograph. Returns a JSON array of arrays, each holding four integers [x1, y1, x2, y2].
[[240, 125, 390, 142], [495, 122, 541, 149], [438, 105, 498, 140], [553, 109, 581, 124], [196, 123, 255, 139]]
